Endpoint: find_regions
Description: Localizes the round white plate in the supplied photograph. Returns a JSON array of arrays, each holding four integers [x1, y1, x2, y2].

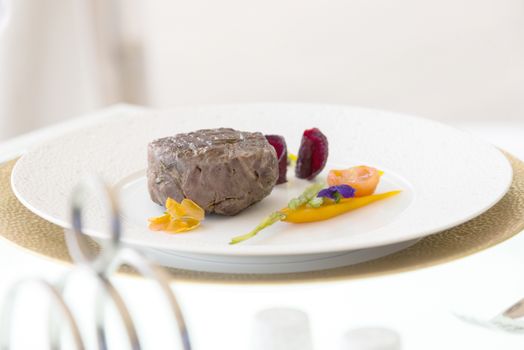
[[12, 104, 512, 257]]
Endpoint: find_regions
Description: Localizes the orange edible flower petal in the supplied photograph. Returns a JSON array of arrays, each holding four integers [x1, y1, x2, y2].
[[181, 199, 205, 221], [148, 213, 171, 231], [165, 217, 201, 233], [148, 197, 205, 234], [166, 197, 187, 218]]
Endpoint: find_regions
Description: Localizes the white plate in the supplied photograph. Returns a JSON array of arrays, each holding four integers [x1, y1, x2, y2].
[[141, 239, 420, 274], [11, 104, 512, 257]]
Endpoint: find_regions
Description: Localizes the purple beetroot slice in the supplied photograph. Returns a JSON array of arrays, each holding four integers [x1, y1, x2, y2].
[[295, 128, 328, 180], [265, 134, 287, 184]]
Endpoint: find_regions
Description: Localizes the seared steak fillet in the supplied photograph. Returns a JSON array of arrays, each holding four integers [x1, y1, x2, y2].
[[147, 128, 279, 215]]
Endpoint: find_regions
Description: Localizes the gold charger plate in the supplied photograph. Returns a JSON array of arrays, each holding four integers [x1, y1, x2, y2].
[[1, 153, 523, 284]]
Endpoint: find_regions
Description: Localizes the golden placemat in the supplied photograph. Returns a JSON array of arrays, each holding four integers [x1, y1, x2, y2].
[[1, 153, 524, 285]]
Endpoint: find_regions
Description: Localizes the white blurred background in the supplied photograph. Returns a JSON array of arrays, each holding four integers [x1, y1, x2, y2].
[[0, 0, 523, 141]]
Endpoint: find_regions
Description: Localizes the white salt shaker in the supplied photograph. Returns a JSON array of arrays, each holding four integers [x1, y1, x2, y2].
[[341, 327, 401, 350], [252, 307, 314, 350]]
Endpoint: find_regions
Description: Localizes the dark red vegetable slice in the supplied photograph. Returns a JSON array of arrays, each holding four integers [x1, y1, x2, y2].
[[295, 128, 328, 180], [265, 134, 288, 184]]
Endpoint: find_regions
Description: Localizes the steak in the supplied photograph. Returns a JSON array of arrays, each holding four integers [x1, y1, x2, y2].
[[147, 128, 279, 215]]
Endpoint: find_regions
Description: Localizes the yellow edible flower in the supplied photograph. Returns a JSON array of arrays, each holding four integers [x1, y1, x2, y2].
[[148, 198, 205, 233]]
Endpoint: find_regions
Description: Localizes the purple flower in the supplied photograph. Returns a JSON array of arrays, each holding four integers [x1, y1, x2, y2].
[[317, 185, 356, 203]]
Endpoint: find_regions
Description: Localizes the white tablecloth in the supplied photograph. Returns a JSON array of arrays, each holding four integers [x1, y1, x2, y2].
[[1, 105, 523, 349]]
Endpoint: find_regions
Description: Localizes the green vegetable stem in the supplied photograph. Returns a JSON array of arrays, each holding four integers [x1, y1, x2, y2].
[[229, 182, 324, 245]]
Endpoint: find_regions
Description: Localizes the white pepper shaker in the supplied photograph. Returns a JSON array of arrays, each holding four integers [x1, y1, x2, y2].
[[252, 307, 314, 350], [341, 327, 401, 350]]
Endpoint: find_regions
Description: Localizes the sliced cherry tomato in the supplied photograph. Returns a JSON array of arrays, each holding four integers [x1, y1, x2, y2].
[[327, 166, 381, 197]]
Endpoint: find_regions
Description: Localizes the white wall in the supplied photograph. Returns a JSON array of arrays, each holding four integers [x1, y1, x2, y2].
[[0, 1, 5, 28], [0, 0, 108, 141], [142, 0, 524, 122], [1, 1, 522, 142]]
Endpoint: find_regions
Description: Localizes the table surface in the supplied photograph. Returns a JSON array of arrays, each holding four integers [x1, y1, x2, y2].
[[1, 105, 524, 349]]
